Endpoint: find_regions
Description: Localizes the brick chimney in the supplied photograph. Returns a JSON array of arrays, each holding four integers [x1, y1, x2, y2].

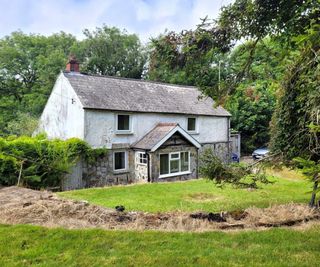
[[66, 55, 79, 72]]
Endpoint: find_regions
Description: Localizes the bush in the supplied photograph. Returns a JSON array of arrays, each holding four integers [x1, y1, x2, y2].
[[199, 148, 270, 188], [0, 135, 108, 189]]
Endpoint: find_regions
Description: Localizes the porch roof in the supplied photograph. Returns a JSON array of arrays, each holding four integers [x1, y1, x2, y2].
[[131, 123, 201, 152]]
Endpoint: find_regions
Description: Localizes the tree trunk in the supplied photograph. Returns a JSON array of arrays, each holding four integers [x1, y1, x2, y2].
[[309, 174, 319, 207]]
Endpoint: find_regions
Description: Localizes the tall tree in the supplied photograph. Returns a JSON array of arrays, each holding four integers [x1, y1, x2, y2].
[[78, 26, 146, 79]]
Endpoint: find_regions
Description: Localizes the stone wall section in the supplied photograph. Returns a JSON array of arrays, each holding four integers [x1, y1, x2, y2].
[[135, 160, 148, 181], [200, 142, 231, 163], [82, 149, 135, 187], [64, 141, 231, 190]]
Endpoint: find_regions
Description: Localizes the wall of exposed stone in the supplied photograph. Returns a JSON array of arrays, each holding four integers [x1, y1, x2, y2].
[[200, 141, 231, 163], [63, 141, 231, 190], [82, 150, 135, 188]]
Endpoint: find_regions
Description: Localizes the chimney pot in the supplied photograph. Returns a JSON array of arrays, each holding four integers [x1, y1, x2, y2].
[[66, 55, 79, 72]]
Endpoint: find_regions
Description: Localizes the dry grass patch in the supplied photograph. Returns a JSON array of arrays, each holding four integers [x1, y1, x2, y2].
[[266, 167, 306, 181], [1, 186, 319, 232], [185, 192, 225, 203]]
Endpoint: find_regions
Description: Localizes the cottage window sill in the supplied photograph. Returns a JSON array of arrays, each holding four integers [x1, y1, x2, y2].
[[188, 131, 199, 135], [115, 131, 134, 135], [113, 169, 130, 174], [159, 171, 191, 179], [137, 163, 147, 166]]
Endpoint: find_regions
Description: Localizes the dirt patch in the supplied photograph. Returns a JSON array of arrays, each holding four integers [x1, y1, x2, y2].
[[0, 186, 319, 232], [185, 193, 225, 203]]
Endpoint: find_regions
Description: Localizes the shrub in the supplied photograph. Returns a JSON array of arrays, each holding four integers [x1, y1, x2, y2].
[[0, 135, 108, 189], [199, 148, 270, 188]]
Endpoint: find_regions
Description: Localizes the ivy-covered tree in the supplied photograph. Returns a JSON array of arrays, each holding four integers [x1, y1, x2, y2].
[[270, 24, 320, 161]]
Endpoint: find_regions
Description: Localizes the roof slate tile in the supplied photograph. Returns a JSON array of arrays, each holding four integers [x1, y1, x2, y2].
[[64, 72, 231, 116]]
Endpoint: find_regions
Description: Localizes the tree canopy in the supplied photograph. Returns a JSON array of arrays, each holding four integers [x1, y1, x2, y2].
[[78, 26, 146, 78]]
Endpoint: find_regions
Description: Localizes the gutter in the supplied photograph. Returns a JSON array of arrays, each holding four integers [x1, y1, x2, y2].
[[146, 150, 151, 183], [227, 117, 231, 163]]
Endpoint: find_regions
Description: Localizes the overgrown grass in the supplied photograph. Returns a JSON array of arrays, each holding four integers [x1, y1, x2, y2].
[[59, 169, 311, 212], [0, 224, 319, 267]]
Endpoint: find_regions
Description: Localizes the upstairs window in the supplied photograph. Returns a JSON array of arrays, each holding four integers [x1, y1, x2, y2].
[[116, 114, 131, 132], [187, 117, 197, 133]]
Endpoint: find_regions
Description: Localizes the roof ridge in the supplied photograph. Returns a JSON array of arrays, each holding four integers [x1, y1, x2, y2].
[[63, 71, 198, 89]]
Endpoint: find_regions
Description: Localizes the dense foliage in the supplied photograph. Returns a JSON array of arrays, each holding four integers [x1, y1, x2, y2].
[[0, 135, 107, 189], [78, 26, 146, 78], [270, 24, 320, 161]]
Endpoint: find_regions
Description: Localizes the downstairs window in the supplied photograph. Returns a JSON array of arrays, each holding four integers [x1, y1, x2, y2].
[[159, 151, 190, 177], [114, 151, 127, 171]]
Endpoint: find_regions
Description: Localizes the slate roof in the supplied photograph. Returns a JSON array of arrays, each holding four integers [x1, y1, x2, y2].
[[63, 72, 231, 117], [131, 123, 178, 150]]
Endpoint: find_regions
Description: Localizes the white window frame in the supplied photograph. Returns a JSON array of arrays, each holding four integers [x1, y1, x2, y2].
[[159, 151, 191, 178], [136, 151, 147, 166], [113, 151, 128, 173], [186, 117, 198, 134], [115, 114, 133, 134]]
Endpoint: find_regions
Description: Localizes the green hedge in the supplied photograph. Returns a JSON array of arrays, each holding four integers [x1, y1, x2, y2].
[[0, 135, 107, 189]]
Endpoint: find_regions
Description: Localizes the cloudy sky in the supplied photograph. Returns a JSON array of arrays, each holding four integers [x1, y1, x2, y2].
[[0, 0, 233, 42]]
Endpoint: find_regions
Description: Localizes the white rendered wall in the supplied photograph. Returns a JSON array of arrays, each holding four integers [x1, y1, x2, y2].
[[37, 73, 84, 139], [84, 110, 229, 148]]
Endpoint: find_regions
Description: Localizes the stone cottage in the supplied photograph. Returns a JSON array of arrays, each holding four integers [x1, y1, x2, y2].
[[38, 58, 232, 190]]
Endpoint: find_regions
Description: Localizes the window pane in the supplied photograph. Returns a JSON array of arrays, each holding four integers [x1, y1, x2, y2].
[[118, 115, 130, 130], [137, 152, 147, 164], [142, 153, 147, 164], [170, 153, 180, 159], [160, 154, 169, 175], [187, 118, 196, 131], [115, 152, 125, 170], [170, 159, 179, 173], [181, 152, 189, 172]]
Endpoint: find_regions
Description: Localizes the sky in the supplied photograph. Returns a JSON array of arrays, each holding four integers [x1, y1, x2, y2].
[[0, 0, 233, 42]]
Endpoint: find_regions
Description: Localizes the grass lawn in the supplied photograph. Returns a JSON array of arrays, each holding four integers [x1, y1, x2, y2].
[[0, 224, 319, 267], [59, 169, 311, 212]]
